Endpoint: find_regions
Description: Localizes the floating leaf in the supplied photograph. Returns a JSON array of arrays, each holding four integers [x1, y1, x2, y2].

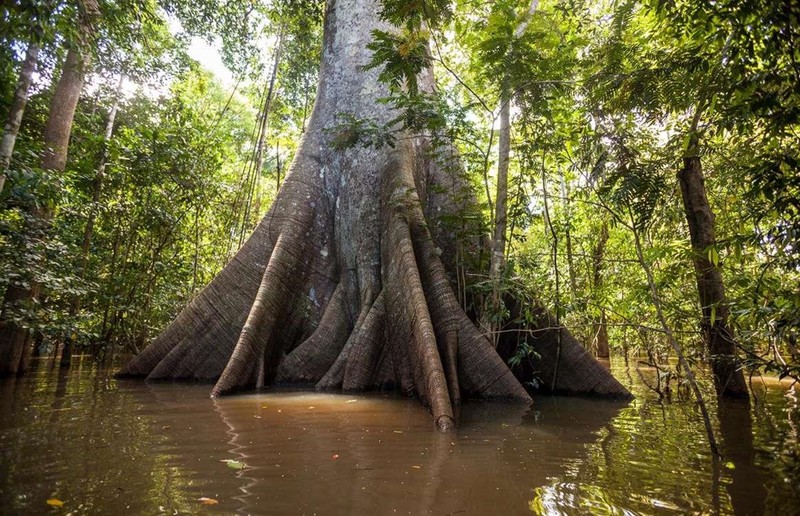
[[411, 465, 422, 469], [221, 459, 246, 470], [46, 499, 64, 508], [332, 454, 340, 460], [198, 497, 219, 505]]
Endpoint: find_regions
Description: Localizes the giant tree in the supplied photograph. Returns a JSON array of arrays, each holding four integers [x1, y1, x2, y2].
[[119, 0, 629, 429]]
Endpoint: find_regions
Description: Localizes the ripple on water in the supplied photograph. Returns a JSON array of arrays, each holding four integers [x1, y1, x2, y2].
[[0, 361, 798, 514]]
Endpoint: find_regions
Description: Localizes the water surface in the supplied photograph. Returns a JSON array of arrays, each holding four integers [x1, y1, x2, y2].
[[0, 359, 798, 514]]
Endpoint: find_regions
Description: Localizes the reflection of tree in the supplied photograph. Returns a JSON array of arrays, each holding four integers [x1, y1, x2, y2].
[[212, 396, 264, 510], [752, 384, 800, 513], [534, 384, 793, 515], [3, 368, 796, 515], [718, 399, 767, 515], [208, 394, 620, 514], [131, 381, 237, 511], [0, 368, 207, 513], [209, 393, 447, 513]]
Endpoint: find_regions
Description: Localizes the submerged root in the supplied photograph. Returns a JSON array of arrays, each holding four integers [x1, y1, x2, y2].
[[315, 286, 376, 390]]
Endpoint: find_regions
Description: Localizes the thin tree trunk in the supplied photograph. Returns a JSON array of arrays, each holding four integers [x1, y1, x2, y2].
[[485, 94, 511, 346], [485, 0, 539, 346], [62, 74, 123, 368], [491, 96, 511, 280], [99, 211, 123, 347], [0, 41, 40, 193], [678, 135, 748, 400], [629, 209, 720, 457], [592, 222, 610, 358], [561, 174, 578, 294], [542, 165, 563, 389]]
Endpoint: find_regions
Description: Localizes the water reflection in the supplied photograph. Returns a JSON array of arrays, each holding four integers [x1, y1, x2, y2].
[[718, 399, 767, 515], [204, 393, 621, 514], [0, 361, 798, 514]]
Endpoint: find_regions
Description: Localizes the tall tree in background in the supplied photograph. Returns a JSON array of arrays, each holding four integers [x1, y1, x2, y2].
[[0, 41, 39, 194], [60, 73, 124, 368], [484, 0, 539, 347], [585, 0, 752, 398], [0, 0, 99, 374], [0, 0, 55, 193]]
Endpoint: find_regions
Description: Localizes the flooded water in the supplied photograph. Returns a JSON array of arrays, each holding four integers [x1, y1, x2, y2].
[[1, 359, 798, 514]]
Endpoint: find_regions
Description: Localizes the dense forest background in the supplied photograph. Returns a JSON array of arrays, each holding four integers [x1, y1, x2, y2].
[[1, 0, 797, 392]]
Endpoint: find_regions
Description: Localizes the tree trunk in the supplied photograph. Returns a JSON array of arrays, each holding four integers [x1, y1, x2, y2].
[[485, 0, 539, 346], [62, 74, 123, 368], [119, 0, 629, 428], [561, 174, 578, 294], [0, 40, 40, 193], [592, 222, 610, 358], [484, 94, 511, 346], [0, 0, 97, 375], [678, 140, 748, 399]]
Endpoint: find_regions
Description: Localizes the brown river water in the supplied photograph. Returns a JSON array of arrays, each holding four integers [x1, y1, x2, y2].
[[1, 358, 798, 514]]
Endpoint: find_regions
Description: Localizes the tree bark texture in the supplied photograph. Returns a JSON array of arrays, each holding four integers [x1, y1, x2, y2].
[[678, 150, 748, 399], [119, 0, 630, 427], [0, 1, 97, 375], [0, 40, 40, 193]]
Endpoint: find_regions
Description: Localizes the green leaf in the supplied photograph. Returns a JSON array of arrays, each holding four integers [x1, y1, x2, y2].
[[707, 246, 719, 267], [222, 459, 246, 470]]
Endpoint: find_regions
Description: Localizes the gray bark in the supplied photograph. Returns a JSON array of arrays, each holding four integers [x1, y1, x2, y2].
[[0, 41, 40, 193]]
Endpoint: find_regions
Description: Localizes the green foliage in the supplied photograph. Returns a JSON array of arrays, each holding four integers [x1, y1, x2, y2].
[[1, 0, 796, 383], [380, 0, 453, 30], [365, 28, 432, 95], [0, 0, 318, 356]]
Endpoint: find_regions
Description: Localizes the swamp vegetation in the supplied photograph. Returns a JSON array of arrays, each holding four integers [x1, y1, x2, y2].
[[0, 0, 799, 512]]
